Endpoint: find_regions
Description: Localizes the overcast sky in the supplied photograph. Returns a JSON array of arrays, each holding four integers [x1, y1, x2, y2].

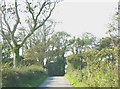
[[51, 0, 118, 38], [0, 0, 118, 42]]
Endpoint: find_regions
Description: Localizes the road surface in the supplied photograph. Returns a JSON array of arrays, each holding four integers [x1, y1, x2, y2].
[[37, 76, 74, 89]]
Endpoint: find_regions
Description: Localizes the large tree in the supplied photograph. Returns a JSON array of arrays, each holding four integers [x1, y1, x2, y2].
[[23, 21, 55, 66], [48, 31, 71, 60], [46, 31, 71, 75], [0, 0, 59, 67]]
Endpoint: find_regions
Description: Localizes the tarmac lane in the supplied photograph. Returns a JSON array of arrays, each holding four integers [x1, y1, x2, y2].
[[37, 76, 74, 89]]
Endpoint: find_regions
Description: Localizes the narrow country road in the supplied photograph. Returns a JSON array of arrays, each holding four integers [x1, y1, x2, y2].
[[37, 76, 74, 89]]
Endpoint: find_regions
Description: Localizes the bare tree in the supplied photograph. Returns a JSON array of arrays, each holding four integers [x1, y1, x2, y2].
[[0, 0, 60, 67]]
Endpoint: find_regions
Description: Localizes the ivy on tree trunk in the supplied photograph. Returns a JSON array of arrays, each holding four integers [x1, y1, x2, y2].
[[12, 45, 20, 67]]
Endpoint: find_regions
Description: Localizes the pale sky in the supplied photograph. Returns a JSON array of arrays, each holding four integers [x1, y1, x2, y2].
[[51, 0, 118, 38], [0, 0, 118, 41]]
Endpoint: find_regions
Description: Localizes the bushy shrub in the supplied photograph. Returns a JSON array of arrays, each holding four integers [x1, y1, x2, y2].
[[67, 49, 118, 87], [2, 65, 47, 87], [66, 60, 118, 87]]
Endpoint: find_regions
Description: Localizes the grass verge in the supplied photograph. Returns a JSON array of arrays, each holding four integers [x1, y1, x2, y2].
[[21, 74, 47, 87], [65, 72, 88, 88]]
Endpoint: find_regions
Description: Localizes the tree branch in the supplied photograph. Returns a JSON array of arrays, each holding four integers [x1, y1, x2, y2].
[[26, 1, 35, 23], [1, 2, 18, 46], [1, 30, 13, 48], [35, 3, 56, 30], [20, 28, 34, 47], [35, 1, 46, 21], [2, 11, 12, 33], [12, 0, 20, 34], [20, 2, 56, 47]]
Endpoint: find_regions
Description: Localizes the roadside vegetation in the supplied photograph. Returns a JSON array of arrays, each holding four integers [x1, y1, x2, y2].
[[0, 0, 119, 87], [1, 0, 60, 87], [65, 14, 119, 87], [2, 65, 47, 87]]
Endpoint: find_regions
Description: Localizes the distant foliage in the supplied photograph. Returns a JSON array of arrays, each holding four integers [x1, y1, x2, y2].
[[66, 26, 118, 87]]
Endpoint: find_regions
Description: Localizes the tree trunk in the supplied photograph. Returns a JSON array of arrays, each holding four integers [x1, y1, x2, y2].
[[13, 46, 20, 67]]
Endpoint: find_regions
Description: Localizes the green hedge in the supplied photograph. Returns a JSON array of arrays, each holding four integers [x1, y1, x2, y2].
[[65, 67, 118, 87], [2, 65, 47, 87]]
